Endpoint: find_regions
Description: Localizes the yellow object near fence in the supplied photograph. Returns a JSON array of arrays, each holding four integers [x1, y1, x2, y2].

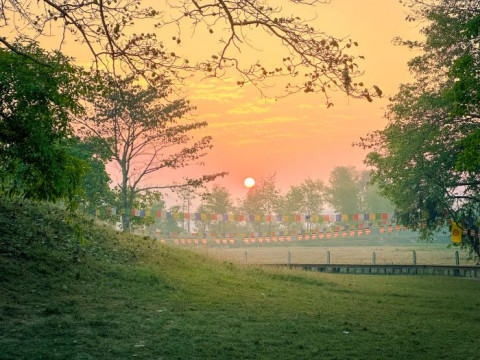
[[451, 222, 462, 243]]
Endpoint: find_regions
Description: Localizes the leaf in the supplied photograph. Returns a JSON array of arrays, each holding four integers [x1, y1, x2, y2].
[[373, 85, 383, 97]]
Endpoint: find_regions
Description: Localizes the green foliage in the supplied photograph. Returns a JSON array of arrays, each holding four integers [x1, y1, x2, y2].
[[195, 185, 239, 234], [0, 41, 88, 205], [241, 174, 282, 233], [456, 130, 480, 172], [161, 205, 184, 234], [1, 198, 480, 359], [326, 166, 361, 213], [325, 167, 391, 214], [277, 178, 325, 232], [282, 178, 325, 215], [359, 0, 480, 259], [242, 174, 281, 214], [67, 137, 116, 214], [128, 190, 165, 232]]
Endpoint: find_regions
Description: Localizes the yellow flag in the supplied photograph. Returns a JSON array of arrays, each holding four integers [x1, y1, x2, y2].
[[451, 222, 462, 243]]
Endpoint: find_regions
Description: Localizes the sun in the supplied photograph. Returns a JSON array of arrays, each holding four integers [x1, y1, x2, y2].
[[244, 177, 255, 188]]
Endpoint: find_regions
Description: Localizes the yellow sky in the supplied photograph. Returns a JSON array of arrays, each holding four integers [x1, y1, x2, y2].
[[161, 0, 422, 199]]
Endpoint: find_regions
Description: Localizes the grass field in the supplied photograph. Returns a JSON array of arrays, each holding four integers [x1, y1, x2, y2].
[[194, 244, 473, 266], [1, 198, 479, 359]]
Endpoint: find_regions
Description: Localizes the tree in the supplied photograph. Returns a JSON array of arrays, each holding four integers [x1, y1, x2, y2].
[[171, 185, 198, 234], [0, 0, 381, 104], [277, 178, 325, 231], [147, 204, 183, 236], [125, 189, 163, 232], [0, 41, 88, 204], [358, 0, 480, 259], [77, 75, 225, 231], [325, 167, 393, 214], [325, 166, 361, 214], [241, 173, 281, 233], [67, 136, 116, 215], [142, 194, 170, 237], [298, 178, 325, 215], [357, 171, 394, 213], [195, 185, 237, 235]]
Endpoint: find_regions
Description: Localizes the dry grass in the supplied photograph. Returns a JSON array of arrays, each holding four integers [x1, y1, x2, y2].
[[194, 244, 474, 266]]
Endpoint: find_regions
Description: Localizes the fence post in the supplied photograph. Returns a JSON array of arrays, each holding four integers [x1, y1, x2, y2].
[[412, 250, 417, 265], [326, 250, 330, 265], [372, 251, 376, 265], [287, 251, 291, 266], [455, 251, 460, 266], [244, 251, 248, 265]]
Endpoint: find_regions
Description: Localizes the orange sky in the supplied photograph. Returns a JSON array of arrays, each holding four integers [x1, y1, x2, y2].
[[153, 0, 422, 201], [18, 0, 422, 203]]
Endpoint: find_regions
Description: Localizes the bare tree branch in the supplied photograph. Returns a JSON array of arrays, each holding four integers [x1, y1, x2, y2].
[[0, 0, 379, 102], [75, 75, 225, 230]]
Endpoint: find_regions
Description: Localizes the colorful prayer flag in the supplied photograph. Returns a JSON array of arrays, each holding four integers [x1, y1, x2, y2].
[[451, 222, 462, 243]]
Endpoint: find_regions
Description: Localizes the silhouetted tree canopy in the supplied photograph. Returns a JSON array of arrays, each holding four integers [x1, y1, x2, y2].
[[76, 74, 226, 230], [0, 0, 381, 104]]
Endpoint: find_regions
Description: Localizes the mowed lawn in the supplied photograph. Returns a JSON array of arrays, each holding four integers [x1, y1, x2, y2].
[[1, 200, 479, 359]]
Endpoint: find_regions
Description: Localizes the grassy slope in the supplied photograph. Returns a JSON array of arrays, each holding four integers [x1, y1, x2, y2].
[[1, 199, 479, 360]]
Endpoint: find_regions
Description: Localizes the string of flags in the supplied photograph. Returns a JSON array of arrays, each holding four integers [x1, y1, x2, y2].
[[155, 223, 404, 238], [92, 208, 478, 245], [94, 208, 393, 223], [154, 224, 408, 246], [153, 224, 478, 246]]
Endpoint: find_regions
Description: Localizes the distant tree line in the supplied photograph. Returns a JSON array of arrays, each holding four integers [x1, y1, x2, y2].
[[139, 168, 394, 237]]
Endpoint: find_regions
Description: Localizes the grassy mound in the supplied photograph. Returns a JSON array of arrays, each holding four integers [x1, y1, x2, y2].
[[1, 198, 479, 359]]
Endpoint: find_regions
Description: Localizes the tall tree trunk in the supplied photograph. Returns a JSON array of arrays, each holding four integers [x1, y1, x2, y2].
[[121, 168, 131, 232], [464, 213, 480, 261], [467, 233, 480, 262]]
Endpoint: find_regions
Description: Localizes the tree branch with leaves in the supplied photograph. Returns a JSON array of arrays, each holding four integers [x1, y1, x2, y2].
[[76, 75, 226, 231], [357, 0, 480, 260], [1, 0, 381, 104]]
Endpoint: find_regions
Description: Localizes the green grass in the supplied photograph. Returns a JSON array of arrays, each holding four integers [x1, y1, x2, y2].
[[1, 198, 479, 359]]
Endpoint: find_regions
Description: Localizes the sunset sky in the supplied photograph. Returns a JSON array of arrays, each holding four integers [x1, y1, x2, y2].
[[23, 0, 423, 204], [154, 0, 423, 202]]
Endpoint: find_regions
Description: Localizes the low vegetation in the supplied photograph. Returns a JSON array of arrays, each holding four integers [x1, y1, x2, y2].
[[1, 198, 479, 359]]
